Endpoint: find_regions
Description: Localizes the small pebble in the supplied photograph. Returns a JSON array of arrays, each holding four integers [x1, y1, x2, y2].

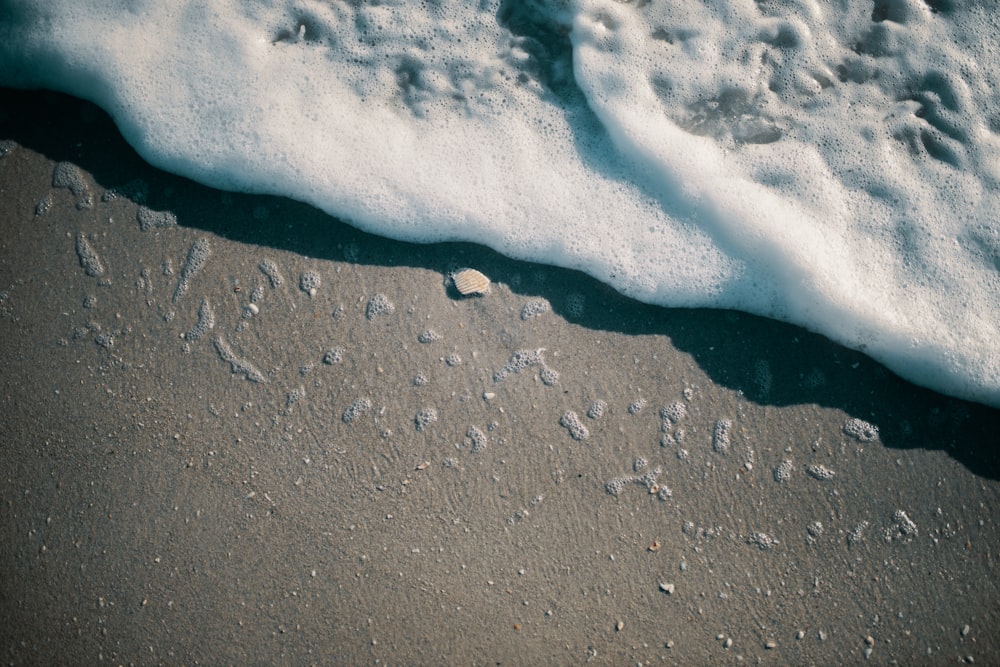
[[659, 582, 675, 595]]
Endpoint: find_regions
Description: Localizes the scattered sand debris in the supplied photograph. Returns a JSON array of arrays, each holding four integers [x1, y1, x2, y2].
[[452, 268, 490, 296]]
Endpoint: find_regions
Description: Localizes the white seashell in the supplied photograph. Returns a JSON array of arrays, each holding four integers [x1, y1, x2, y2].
[[453, 268, 490, 296]]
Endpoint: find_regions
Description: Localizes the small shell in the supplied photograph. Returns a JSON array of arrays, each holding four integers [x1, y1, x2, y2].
[[453, 268, 490, 296]]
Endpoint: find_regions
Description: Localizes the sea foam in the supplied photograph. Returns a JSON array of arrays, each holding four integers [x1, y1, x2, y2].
[[1, 0, 997, 406]]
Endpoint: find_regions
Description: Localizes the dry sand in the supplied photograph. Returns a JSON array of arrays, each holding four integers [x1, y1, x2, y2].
[[1, 90, 998, 665]]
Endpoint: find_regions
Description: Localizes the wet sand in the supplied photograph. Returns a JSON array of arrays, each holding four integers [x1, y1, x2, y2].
[[1, 90, 998, 665]]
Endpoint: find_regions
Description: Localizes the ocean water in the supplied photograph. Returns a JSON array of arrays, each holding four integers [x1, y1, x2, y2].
[[1, 0, 997, 407]]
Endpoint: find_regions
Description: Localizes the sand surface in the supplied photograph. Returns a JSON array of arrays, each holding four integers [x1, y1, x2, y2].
[[1, 90, 998, 665]]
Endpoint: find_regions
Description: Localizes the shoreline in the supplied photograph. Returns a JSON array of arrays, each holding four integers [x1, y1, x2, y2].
[[1, 88, 997, 664]]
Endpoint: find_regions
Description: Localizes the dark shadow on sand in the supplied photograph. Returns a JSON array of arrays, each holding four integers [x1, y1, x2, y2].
[[3, 88, 997, 479]]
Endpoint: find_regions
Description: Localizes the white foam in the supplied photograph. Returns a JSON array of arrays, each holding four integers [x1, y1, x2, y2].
[[1, 0, 997, 406]]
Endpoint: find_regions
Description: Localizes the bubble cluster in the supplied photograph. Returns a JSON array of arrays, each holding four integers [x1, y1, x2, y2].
[[286, 386, 305, 408], [35, 195, 52, 216], [847, 521, 869, 546], [746, 531, 778, 550], [565, 293, 585, 317], [365, 293, 395, 320], [412, 372, 428, 386], [884, 510, 917, 542], [520, 299, 551, 320], [414, 407, 438, 431], [258, 259, 284, 288], [661, 431, 685, 448], [322, 348, 344, 364], [538, 366, 559, 386], [75, 233, 105, 277], [636, 467, 662, 492], [493, 348, 543, 382], [627, 398, 647, 415], [136, 206, 177, 231], [213, 337, 265, 383], [559, 411, 589, 440], [465, 425, 487, 454], [843, 418, 879, 442], [185, 298, 215, 342], [804, 464, 835, 481], [52, 161, 88, 196], [754, 359, 773, 397], [101, 178, 149, 204], [604, 465, 668, 499], [605, 476, 630, 497], [417, 330, 441, 343], [773, 460, 793, 482], [807, 521, 824, 538], [342, 398, 372, 424], [94, 332, 114, 350], [712, 419, 732, 454], [586, 400, 607, 419], [493, 348, 559, 385], [173, 238, 211, 303], [659, 401, 687, 426], [299, 271, 321, 296], [444, 353, 462, 367]]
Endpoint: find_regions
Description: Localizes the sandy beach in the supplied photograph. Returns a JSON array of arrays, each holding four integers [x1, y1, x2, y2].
[[1, 89, 998, 665]]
